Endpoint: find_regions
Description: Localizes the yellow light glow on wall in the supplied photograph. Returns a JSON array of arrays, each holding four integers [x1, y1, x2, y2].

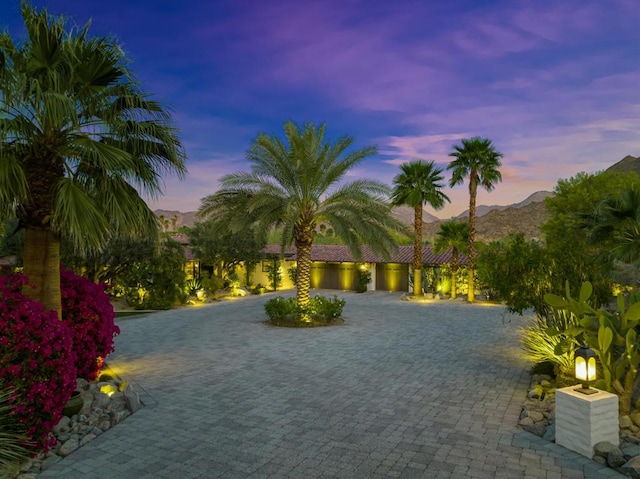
[[385, 264, 399, 292]]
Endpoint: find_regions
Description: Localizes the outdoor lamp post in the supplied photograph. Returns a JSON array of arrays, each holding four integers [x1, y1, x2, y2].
[[574, 345, 597, 395]]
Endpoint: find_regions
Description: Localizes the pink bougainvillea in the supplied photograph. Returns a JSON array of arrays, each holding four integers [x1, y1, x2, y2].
[[60, 267, 120, 381], [0, 272, 77, 451]]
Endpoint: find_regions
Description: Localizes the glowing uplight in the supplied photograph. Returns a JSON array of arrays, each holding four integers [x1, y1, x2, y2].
[[100, 384, 117, 397]]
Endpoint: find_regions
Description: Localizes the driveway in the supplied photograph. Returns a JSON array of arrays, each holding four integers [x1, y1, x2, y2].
[[40, 291, 621, 478]]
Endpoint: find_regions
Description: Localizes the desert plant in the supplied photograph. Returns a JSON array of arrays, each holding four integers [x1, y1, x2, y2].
[[185, 278, 203, 296], [0, 271, 76, 451], [0, 381, 31, 476], [520, 309, 578, 380], [60, 267, 120, 381], [546, 282, 640, 414]]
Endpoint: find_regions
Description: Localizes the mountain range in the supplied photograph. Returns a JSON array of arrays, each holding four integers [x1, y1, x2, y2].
[[155, 154, 640, 242]]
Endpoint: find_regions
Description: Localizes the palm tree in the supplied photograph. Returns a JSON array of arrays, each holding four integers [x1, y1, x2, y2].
[[198, 121, 404, 315], [448, 137, 503, 302], [0, 4, 186, 317], [581, 184, 640, 263], [391, 160, 450, 296], [433, 221, 469, 299]]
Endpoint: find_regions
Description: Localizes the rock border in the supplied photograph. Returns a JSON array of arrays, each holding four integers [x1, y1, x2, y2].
[[521, 374, 640, 477], [12, 370, 143, 478]]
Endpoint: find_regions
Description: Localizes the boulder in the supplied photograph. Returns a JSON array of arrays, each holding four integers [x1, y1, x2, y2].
[[518, 417, 534, 426], [622, 456, 640, 478], [52, 416, 71, 435], [543, 424, 555, 442], [608, 450, 627, 468], [623, 444, 640, 459], [527, 411, 545, 423], [58, 438, 79, 457], [124, 387, 142, 413], [80, 434, 97, 446], [594, 441, 623, 457], [522, 423, 547, 437], [621, 415, 634, 429]]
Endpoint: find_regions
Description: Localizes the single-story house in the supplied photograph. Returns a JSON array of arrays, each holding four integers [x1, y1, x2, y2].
[[253, 244, 463, 293], [174, 231, 465, 294]]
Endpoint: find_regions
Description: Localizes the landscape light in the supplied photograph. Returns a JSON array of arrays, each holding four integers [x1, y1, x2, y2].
[[575, 345, 598, 395]]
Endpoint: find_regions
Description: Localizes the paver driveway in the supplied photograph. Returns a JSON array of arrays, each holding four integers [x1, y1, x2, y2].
[[40, 291, 622, 478]]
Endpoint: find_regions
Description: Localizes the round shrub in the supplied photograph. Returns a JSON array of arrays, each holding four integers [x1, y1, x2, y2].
[[0, 272, 77, 452], [61, 267, 120, 381], [264, 295, 346, 327]]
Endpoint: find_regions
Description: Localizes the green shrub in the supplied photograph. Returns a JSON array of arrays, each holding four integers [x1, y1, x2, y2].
[[311, 295, 346, 320], [264, 295, 346, 326], [251, 283, 266, 295], [356, 267, 371, 293], [201, 274, 223, 297], [264, 296, 297, 321], [287, 266, 297, 286]]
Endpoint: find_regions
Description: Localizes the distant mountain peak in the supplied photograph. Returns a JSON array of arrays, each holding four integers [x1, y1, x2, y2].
[[606, 155, 640, 174], [455, 190, 553, 219]]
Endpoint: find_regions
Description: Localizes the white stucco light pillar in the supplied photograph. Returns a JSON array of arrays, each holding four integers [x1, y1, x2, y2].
[[555, 386, 618, 458]]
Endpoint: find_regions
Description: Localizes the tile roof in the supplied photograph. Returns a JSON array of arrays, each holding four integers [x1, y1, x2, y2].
[[262, 244, 464, 265]]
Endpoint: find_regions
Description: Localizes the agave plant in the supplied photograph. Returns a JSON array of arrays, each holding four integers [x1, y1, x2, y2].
[[0, 381, 31, 476], [520, 309, 578, 380]]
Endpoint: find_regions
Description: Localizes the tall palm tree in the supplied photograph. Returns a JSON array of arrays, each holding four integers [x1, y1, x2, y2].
[[433, 221, 469, 299], [391, 160, 450, 296], [581, 184, 640, 263], [0, 4, 186, 317], [448, 137, 503, 302], [198, 121, 405, 315]]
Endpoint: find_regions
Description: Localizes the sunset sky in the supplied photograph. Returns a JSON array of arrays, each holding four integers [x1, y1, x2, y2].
[[2, 0, 639, 218]]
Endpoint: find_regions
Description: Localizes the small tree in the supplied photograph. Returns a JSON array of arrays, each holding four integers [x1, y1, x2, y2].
[[433, 221, 468, 299]]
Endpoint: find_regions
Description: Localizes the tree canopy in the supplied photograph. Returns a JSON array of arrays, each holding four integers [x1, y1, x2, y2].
[[0, 3, 186, 315], [199, 120, 405, 314]]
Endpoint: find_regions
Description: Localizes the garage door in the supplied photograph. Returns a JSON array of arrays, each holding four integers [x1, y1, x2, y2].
[[310, 262, 358, 290], [375, 263, 409, 292]]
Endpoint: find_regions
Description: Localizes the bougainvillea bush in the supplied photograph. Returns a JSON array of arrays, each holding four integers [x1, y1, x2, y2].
[[0, 272, 77, 451], [61, 267, 120, 381]]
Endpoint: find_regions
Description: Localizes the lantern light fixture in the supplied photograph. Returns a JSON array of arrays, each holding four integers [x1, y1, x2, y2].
[[574, 345, 598, 395]]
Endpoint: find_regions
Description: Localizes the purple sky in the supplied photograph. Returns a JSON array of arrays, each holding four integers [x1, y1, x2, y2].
[[2, 0, 639, 218]]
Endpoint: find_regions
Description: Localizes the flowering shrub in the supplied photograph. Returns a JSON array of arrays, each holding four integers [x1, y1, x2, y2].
[[0, 272, 76, 451], [61, 267, 120, 381]]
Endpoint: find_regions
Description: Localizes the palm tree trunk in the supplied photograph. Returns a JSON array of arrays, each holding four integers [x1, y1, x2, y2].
[[450, 249, 458, 300], [467, 177, 478, 302], [22, 227, 62, 319], [413, 203, 423, 297], [296, 241, 312, 317]]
